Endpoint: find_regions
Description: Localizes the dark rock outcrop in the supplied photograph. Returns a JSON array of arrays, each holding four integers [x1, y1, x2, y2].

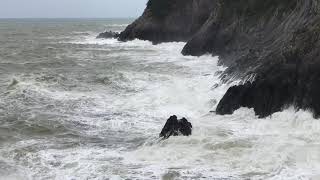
[[217, 61, 320, 118], [120, 0, 320, 118], [211, 0, 320, 118], [96, 31, 119, 39], [160, 115, 192, 139], [119, 0, 217, 43]]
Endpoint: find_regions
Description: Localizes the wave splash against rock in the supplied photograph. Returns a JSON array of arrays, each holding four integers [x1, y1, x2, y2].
[[117, 0, 320, 118]]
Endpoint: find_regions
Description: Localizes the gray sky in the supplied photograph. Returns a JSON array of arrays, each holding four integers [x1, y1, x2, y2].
[[0, 0, 148, 18]]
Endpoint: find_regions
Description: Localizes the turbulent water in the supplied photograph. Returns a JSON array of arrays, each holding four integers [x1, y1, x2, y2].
[[0, 19, 320, 180]]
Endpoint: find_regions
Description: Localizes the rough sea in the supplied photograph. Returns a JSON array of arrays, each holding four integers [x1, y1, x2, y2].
[[1, 19, 320, 180]]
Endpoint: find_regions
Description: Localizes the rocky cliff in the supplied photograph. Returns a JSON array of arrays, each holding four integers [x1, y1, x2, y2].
[[119, 0, 320, 118], [119, 0, 217, 43]]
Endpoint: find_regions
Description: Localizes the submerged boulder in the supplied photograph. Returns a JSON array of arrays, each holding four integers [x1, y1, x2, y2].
[[159, 115, 192, 139], [96, 31, 119, 39]]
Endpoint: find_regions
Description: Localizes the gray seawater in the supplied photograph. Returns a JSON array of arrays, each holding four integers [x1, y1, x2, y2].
[[1, 19, 320, 180]]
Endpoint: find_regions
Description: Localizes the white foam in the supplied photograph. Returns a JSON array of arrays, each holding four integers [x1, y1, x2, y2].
[[120, 107, 320, 179], [4, 35, 320, 179], [67, 36, 119, 45], [105, 24, 129, 27]]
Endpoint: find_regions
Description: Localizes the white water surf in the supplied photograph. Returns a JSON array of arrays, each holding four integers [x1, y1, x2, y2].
[[0, 20, 319, 180]]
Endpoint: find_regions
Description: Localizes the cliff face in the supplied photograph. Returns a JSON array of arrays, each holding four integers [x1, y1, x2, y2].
[[182, 0, 318, 73], [119, 0, 217, 43], [120, 0, 320, 118]]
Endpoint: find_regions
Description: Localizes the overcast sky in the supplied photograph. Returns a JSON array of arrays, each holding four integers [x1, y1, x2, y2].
[[0, 0, 148, 18]]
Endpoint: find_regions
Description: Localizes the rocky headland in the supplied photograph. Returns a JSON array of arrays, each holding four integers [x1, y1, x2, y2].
[[111, 0, 320, 118]]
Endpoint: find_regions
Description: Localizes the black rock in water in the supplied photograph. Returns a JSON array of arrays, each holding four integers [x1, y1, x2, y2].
[[96, 31, 119, 39], [159, 115, 192, 139]]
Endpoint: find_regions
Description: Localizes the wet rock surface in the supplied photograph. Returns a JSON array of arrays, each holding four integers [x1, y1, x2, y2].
[[96, 31, 119, 39], [217, 62, 320, 118], [160, 115, 192, 139]]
